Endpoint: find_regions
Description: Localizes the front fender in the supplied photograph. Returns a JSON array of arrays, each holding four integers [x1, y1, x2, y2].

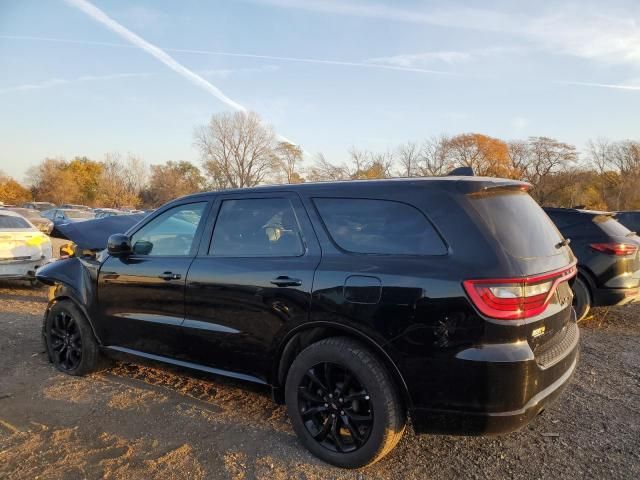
[[37, 257, 101, 341]]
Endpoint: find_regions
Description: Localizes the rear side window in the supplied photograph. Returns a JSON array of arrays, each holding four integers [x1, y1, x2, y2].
[[616, 213, 640, 233], [468, 191, 564, 259], [313, 198, 446, 255], [0, 215, 31, 228], [210, 198, 304, 257]]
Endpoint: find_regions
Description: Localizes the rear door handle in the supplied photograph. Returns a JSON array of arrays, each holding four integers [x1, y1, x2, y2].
[[271, 276, 302, 287], [158, 272, 181, 280]]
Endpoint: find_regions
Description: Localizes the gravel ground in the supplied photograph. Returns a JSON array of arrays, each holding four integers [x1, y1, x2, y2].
[[0, 280, 638, 479]]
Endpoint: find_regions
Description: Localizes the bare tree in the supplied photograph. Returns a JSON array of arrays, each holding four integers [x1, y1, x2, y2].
[[526, 137, 578, 204], [194, 111, 279, 189], [305, 153, 349, 182], [396, 142, 422, 177], [418, 135, 452, 176], [274, 141, 304, 183]]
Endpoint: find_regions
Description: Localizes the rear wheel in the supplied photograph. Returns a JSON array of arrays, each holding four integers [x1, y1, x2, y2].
[[285, 337, 406, 468], [572, 277, 591, 322], [44, 300, 101, 375]]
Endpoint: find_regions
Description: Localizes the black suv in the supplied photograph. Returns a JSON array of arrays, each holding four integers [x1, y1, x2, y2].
[[544, 208, 640, 320], [38, 177, 579, 468]]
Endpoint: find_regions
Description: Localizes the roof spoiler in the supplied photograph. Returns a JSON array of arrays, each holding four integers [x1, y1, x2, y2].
[[448, 166, 474, 176]]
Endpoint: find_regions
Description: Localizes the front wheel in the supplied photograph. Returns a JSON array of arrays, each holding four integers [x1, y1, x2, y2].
[[44, 300, 101, 375], [285, 337, 406, 468]]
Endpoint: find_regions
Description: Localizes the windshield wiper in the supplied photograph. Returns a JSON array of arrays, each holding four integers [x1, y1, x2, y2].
[[626, 231, 637, 237], [555, 238, 571, 249]]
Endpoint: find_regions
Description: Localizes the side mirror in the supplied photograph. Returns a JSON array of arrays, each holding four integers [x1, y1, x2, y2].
[[107, 234, 132, 256]]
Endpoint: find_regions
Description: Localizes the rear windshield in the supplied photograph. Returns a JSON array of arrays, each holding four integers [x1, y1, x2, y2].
[[468, 190, 564, 259], [0, 215, 31, 228], [593, 215, 633, 237]]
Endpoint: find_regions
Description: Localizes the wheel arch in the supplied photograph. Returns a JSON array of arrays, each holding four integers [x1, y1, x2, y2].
[[45, 293, 103, 345], [273, 322, 411, 409]]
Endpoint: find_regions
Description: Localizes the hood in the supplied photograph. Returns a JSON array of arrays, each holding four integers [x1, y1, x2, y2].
[[54, 214, 144, 251]]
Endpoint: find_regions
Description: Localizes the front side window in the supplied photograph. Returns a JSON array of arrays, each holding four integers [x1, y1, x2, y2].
[[210, 198, 304, 257], [130, 202, 206, 256], [314, 198, 447, 255]]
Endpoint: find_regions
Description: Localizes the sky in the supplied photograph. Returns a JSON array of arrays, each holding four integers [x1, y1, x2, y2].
[[1, 0, 639, 181]]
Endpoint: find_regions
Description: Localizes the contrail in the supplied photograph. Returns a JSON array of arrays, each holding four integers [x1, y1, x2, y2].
[[0, 34, 453, 76], [63, 0, 247, 112], [558, 80, 640, 91]]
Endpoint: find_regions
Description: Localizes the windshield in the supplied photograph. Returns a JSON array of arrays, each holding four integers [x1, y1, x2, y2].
[[0, 215, 32, 229], [65, 210, 94, 219], [468, 191, 565, 259], [9, 208, 40, 219]]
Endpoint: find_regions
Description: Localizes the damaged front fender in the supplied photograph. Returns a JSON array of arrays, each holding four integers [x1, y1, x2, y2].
[[36, 256, 102, 341]]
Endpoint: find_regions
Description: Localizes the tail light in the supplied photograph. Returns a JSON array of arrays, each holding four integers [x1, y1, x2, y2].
[[590, 243, 638, 256], [463, 264, 577, 320]]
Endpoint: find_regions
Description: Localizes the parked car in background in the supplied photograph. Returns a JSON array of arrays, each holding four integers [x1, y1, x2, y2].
[[42, 208, 95, 225], [23, 201, 56, 211], [94, 208, 125, 219], [38, 177, 579, 468], [59, 203, 92, 211], [0, 209, 52, 286], [615, 211, 640, 234], [544, 208, 640, 321], [5, 207, 54, 234]]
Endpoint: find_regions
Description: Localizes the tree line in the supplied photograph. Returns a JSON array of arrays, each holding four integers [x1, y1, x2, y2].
[[1, 111, 639, 210]]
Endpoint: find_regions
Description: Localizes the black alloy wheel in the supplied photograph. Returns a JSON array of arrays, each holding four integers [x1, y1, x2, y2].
[[48, 310, 82, 371], [298, 362, 373, 453], [285, 337, 406, 468], [44, 300, 102, 376]]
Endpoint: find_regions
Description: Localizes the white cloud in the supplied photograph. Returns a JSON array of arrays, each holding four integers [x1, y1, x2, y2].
[[366, 46, 522, 68], [199, 65, 280, 79], [250, 0, 640, 66], [0, 73, 150, 94]]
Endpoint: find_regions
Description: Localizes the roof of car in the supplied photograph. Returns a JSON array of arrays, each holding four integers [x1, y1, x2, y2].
[[174, 176, 530, 202], [0, 209, 24, 217]]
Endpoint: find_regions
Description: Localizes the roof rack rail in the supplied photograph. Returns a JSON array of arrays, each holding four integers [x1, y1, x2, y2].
[[448, 166, 474, 176]]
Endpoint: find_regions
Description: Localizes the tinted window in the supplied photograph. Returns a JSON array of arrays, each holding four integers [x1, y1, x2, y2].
[[469, 191, 564, 259], [64, 210, 94, 219], [615, 213, 640, 233], [130, 202, 206, 256], [210, 198, 304, 257], [0, 215, 31, 228], [314, 198, 446, 255], [545, 211, 579, 229]]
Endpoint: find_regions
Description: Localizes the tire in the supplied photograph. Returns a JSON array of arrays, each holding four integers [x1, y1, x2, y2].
[[285, 336, 406, 468], [572, 277, 591, 322], [43, 300, 101, 376]]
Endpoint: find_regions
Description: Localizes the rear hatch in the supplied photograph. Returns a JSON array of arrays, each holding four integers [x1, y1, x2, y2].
[[459, 183, 577, 362]]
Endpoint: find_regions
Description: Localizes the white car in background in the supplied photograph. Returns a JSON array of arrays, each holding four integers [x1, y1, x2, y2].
[[0, 210, 53, 285]]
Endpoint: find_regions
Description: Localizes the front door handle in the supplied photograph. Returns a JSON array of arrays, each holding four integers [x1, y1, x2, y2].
[[271, 276, 302, 287], [158, 272, 181, 280]]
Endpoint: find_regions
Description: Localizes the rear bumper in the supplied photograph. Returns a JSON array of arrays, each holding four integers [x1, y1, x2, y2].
[[592, 286, 640, 307], [410, 322, 579, 435]]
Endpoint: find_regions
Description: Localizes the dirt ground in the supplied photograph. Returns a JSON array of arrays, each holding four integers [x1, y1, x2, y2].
[[0, 281, 638, 480]]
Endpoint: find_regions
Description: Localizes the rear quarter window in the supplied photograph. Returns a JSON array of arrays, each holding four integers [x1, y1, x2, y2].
[[313, 198, 447, 255]]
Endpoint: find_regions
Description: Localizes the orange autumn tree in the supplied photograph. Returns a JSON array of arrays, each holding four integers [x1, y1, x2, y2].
[[446, 133, 515, 178]]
